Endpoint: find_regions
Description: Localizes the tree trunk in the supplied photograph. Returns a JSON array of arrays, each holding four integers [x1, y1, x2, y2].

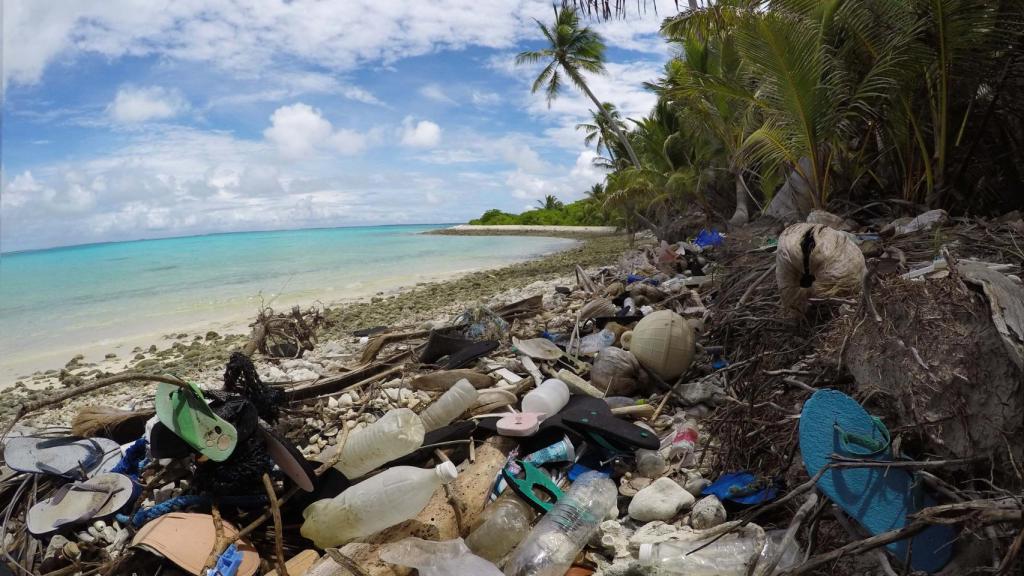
[[729, 168, 749, 225], [578, 80, 642, 168], [765, 157, 817, 223]]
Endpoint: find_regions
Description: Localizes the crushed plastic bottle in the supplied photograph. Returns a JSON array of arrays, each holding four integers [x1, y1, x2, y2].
[[418, 378, 478, 432], [381, 537, 503, 576], [329, 408, 425, 479], [637, 525, 767, 576], [577, 328, 616, 355], [465, 491, 539, 564], [504, 471, 616, 576], [301, 462, 458, 548]]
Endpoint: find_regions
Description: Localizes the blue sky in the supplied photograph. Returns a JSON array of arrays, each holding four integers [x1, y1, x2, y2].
[[1, 1, 667, 251]]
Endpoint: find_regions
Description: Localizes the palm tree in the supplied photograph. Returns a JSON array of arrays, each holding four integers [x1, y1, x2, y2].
[[576, 103, 626, 168], [536, 195, 564, 210], [517, 6, 642, 168]]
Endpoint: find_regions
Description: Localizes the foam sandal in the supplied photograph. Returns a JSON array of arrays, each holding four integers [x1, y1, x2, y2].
[[26, 472, 134, 534], [154, 381, 237, 462], [800, 389, 956, 573], [4, 436, 122, 480]]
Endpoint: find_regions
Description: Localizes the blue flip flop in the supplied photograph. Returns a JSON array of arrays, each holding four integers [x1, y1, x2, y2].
[[702, 471, 778, 505], [800, 389, 955, 573]]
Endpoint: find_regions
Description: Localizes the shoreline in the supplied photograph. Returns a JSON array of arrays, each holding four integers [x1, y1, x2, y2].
[[427, 224, 620, 238], [0, 233, 633, 424]]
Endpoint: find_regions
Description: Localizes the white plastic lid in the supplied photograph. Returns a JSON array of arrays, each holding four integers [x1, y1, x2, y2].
[[638, 543, 654, 565], [435, 461, 459, 483]]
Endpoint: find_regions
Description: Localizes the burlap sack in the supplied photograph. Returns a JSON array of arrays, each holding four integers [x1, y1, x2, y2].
[[776, 223, 866, 312]]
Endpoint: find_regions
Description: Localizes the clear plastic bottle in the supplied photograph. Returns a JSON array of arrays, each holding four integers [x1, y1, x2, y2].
[[464, 492, 539, 564], [504, 471, 616, 576], [578, 328, 616, 355], [637, 531, 766, 576], [521, 378, 570, 418], [301, 462, 458, 548], [419, 379, 479, 432], [330, 408, 425, 479]]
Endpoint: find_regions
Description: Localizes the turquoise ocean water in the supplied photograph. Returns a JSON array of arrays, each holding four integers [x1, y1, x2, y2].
[[0, 225, 577, 380]]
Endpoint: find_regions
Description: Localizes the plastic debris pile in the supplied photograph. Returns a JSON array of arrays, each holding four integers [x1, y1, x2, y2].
[[1, 210, 1022, 576]]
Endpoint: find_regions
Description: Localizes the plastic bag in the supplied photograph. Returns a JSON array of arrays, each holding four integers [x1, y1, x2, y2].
[[591, 347, 643, 396], [776, 223, 865, 313], [380, 537, 503, 576]]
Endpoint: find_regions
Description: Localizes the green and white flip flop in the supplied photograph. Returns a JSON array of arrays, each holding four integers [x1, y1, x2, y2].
[[155, 381, 237, 462]]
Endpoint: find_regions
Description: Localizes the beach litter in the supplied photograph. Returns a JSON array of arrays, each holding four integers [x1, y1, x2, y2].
[[1, 210, 1022, 576]]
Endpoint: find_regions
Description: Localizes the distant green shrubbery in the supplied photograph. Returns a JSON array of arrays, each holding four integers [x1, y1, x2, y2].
[[469, 198, 611, 226]]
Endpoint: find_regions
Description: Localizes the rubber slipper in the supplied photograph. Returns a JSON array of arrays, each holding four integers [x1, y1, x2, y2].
[[4, 436, 122, 480], [420, 331, 498, 369], [154, 382, 237, 462], [131, 512, 259, 576], [800, 389, 955, 573], [702, 471, 778, 505], [26, 472, 134, 534]]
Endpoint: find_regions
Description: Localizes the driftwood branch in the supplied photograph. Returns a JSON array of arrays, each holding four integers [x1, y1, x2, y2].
[[262, 473, 289, 576]]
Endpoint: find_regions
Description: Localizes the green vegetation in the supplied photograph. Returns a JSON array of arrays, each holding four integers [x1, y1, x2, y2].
[[470, 192, 612, 226], [488, 2, 1024, 238]]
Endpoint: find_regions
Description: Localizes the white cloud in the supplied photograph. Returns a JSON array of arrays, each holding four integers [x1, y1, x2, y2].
[[107, 85, 188, 123], [263, 103, 335, 158], [400, 117, 442, 148], [569, 150, 607, 184], [471, 90, 502, 106], [2, 1, 666, 88], [263, 103, 375, 158], [419, 83, 456, 104]]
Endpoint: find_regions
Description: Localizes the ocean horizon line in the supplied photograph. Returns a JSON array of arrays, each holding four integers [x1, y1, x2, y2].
[[0, 221, 462, 257]]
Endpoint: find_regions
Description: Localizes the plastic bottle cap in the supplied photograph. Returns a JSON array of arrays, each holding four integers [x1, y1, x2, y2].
[[436, 461, 459, 483], [638, 543, 654, 565]]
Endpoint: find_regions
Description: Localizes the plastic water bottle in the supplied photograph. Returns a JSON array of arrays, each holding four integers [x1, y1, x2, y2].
[[418, 378, 479, 432], [301, 462, 458, 548], [578, 328, 616, 355], [637, 534, 766, 575], [504, 471, 617, 576], [330, 408, 425, 479], [465, 492, 539, 564], [521, 379, 570, 418], [668, 418, 699, 462]]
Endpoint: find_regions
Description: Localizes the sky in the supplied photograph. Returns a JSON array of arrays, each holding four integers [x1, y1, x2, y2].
[[0, 0, 668, 252]]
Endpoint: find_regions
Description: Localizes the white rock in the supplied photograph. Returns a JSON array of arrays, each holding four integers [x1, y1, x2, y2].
[[690, 495, 727, 530], [628, 477, 695, 522], [287, 368, 320, 381], [327, 397, 339, 409], [384, 388, 401, 401], [260, 366, 288, 381], [339, 393, 354, 407]]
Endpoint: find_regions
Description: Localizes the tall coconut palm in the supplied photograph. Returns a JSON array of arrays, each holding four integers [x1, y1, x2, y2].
[[576, 103, 626, 168], [517, 6, 642, 168]]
